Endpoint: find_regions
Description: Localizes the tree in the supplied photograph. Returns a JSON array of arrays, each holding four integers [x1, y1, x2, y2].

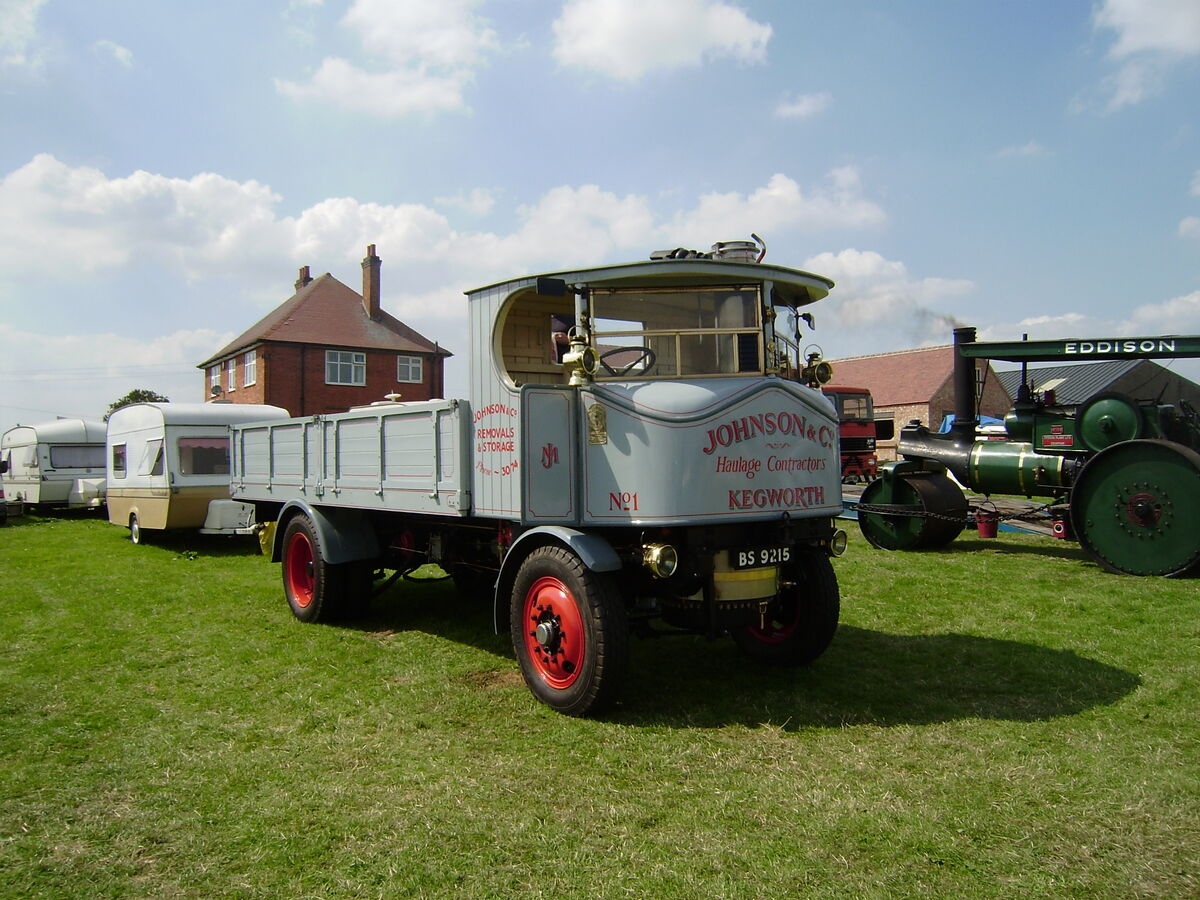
[[105, 388, 170, 421]]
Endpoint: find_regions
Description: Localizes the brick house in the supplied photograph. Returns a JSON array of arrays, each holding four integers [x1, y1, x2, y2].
[[826, 345, 1011, 461], [197, 245, 451, 416]]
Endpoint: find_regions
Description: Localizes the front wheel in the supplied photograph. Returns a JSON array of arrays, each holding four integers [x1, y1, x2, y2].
[[510, 546, 629, 716], [732, 551, 840, 666]]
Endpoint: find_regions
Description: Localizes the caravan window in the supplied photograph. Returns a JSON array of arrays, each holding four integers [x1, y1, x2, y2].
[[112, 444, 127, 479], [137, 439, 165, 476], [177, 436, 230, 476], [49, 445, 105, 469]]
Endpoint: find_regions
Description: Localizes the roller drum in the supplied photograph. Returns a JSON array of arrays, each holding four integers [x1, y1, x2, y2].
[[858, 471, 968, 551]]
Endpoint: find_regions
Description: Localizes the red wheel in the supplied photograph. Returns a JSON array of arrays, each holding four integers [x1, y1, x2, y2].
[[509, 546, 628, 716], [521, 574, 588, 690], [733, 551, 839, 666], [280, 514, 368, 623], [284, 524, 316, 613]]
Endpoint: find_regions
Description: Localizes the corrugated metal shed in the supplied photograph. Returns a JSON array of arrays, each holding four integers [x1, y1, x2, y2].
[[995, 360, 1142, 405]]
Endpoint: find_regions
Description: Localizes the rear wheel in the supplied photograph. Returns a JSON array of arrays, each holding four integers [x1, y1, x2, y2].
[[281, 515, 369, 622], [1070, 439, 1200, 576], [510, 546, 628, 716], [129, 514, 147, 545], [733, 551, 840, 666]]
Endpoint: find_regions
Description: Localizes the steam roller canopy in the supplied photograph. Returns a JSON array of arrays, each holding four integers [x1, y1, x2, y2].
[[858, 472, 968, 551], [1077, 392, 1144, 452], [1070, 439, 1200, 576]]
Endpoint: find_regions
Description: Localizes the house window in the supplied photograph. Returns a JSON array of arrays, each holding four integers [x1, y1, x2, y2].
[[226, 358, 237, 391], [397, 355, 423, 384], [209, 366, 221, 395], [326, 350, 366, 386], [243, 349, 257, 386]]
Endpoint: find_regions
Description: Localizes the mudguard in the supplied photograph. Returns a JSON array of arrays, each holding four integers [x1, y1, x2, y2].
[[271, 500, 381, 565], [492, 525, 623, 632]]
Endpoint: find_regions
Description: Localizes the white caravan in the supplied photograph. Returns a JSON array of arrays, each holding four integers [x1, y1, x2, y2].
[[105, 402, 288, 543], [1, 418, 107, 509]]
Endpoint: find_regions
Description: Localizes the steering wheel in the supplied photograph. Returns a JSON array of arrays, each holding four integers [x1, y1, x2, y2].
[[599, 346, 657, 377]]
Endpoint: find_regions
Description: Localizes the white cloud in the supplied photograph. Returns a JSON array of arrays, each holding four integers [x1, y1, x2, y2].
[[0, 155, 896, 417], [343, 0, 497, 69], [276, 58, 470, 117], [1120, 289, 1200, 333], [435, 188, 497, 216], [276, 0, 497, 116], [0, 156, 888, 289], [803, 248, 975, 350], [1092, 0, 1200, 111], [0, 323, 234, 422], [774, 91, 832, 120], [94, 39, 134, 68], [1016, 313, 1088, 330], [551, 0, 771, 81], [1180, 216, 1200, 240], [1095, 0, 1200, 58], [667, 169, 885, 246], [995, 140, 1047, 159], [0, 0, 47, 70], [0, 154, 288, 279]]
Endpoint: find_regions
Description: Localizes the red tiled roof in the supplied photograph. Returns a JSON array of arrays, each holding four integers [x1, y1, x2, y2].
[[825, 345, 955, 406], [198, 273, 451, 367]]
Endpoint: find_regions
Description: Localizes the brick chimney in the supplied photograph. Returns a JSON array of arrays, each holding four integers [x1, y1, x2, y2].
[[362, 244, 381, 320], [294, 265, 313, 292]]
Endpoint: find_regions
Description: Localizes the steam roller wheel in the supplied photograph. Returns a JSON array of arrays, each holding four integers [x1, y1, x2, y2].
[[858, 472, 968, 551], [1069, 439, 1200, 576]]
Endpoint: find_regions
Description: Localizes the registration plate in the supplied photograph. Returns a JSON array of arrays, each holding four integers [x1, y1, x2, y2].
[[731, 546, 792, 569]]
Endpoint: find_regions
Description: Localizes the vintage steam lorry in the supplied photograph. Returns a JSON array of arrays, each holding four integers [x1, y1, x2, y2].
[[857, 326, 1200, 576], [229, 242, 848, 715]]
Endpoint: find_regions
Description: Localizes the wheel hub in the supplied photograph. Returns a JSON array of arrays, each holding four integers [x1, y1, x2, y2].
[[1124, 491, 1161, 528], [534, 617, 561, 652]]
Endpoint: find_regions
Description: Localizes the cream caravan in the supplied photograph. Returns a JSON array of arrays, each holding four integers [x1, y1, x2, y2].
[[105, 403, 288, 543], [1, 418, 107, 509]]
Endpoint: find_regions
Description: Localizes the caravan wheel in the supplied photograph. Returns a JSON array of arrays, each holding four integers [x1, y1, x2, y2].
[[129, 514, 147, 545]]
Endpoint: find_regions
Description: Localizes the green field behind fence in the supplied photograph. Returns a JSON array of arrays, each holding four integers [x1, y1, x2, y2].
[[0, 513, 1196, 898]]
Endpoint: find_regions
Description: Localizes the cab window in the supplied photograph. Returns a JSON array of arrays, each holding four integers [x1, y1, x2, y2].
[[590, 286, 762, 380]]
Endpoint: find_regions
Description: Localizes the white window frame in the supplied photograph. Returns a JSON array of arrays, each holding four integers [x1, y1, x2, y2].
[[243, 349, 257, 386], [209, 365, 221, 394], [326, 350, 366, 386], [226, 358, 237, 391], [396, 354, 423, 384]]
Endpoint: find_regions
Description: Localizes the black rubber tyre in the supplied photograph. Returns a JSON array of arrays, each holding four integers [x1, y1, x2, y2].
[[281, 514, 358, 623], [129, 514, 148, 545], [510, 545, 629, 716], [732, 551, 840, 666]]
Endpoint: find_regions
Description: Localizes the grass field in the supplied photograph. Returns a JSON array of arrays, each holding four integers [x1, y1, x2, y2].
[[1, 512, 1196, 898]]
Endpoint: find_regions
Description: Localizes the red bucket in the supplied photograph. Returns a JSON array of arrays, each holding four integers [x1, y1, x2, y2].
[[975, 502, 998, 539]]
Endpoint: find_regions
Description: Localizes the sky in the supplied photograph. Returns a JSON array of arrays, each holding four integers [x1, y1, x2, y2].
[[1, 0, 1198, 433]]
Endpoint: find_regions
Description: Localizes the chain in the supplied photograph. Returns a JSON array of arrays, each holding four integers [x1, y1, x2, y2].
[[850, 499, 1062, 524]]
